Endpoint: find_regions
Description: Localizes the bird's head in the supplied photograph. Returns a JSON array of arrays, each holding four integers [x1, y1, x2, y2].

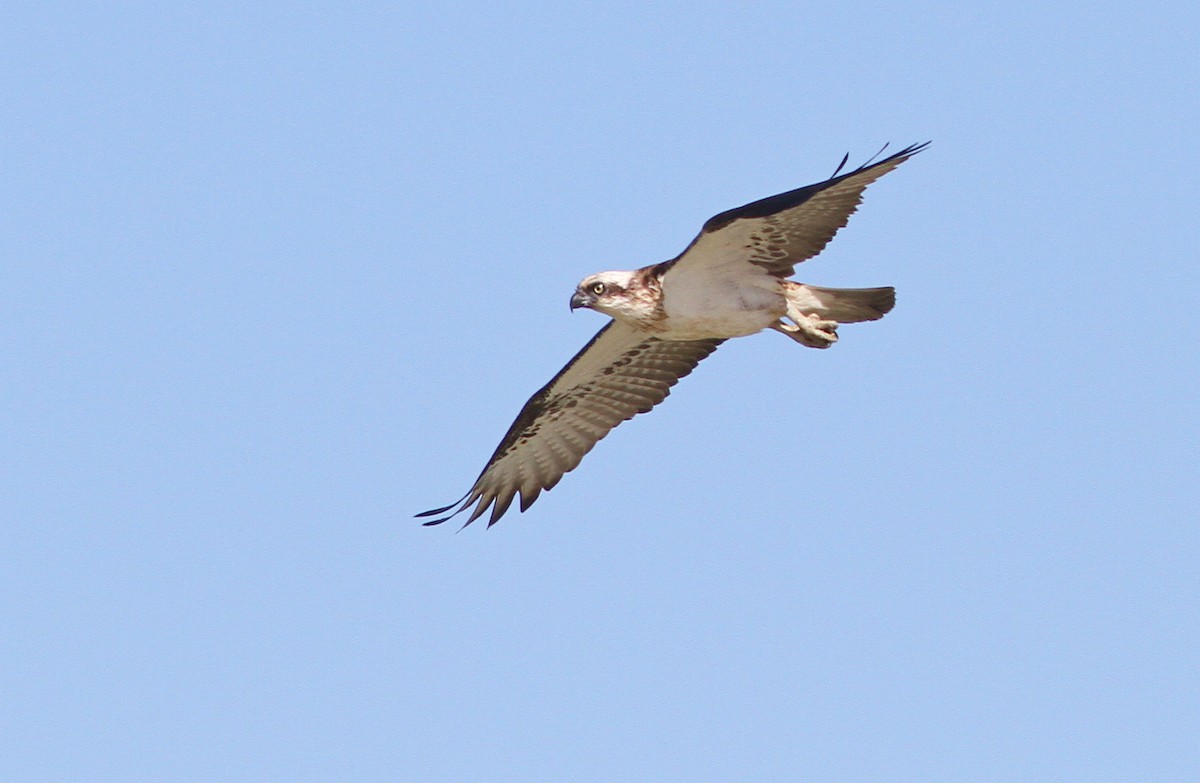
[[570, 271, 646, 321]]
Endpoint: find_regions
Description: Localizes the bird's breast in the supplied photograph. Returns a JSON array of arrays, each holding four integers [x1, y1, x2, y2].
[[658, 275, 785, 340]]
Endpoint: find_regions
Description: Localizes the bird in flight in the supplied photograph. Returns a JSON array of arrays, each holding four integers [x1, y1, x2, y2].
[[420, 142, 928, 528]]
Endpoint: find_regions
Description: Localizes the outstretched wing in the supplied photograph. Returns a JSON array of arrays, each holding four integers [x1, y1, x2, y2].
[[660, 142, 929, 280], [418, 321, 723, 528]]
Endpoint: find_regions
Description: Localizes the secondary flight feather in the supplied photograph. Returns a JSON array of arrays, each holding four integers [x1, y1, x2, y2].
[[419, 142, 928, 528]]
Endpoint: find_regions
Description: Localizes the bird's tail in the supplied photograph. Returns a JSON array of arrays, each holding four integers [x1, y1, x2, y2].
[[782, 282, 895, 323]]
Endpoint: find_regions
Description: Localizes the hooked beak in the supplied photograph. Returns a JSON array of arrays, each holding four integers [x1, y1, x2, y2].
[[569, 291, 594, 311]]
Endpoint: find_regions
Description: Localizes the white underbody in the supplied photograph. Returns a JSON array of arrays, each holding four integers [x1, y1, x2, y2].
[[580, 266, 844, 349], [658, 266, 785, 340]]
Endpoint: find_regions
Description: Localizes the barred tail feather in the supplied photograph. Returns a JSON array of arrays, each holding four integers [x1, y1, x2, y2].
[[784, 282, 895, 323]]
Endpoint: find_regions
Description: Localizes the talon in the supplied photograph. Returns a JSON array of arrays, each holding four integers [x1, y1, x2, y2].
[[772, 315, 838, 348]]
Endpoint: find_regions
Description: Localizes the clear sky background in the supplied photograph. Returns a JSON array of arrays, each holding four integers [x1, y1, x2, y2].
[[4, 2, 1197, 780]]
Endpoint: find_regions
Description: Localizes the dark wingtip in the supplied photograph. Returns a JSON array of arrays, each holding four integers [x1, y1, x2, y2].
[[421, 505, 468, 527], [417, 492, 471, 526], [416, 503, 456, 518], [860, 141, 930, 169], [840, 141, 930, 179], [895, 140, 931, 158], [864, 141, 890, 167], [831, 151, 850, 178]]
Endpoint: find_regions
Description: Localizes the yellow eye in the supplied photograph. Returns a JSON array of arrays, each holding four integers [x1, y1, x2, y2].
[[591, 282, 606, 295]]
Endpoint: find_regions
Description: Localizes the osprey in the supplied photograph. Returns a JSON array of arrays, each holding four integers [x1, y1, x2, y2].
[[420, 142, 928, 528]]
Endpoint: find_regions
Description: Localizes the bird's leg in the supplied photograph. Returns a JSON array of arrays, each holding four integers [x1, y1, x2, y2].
[[772, 300, 839, 348]]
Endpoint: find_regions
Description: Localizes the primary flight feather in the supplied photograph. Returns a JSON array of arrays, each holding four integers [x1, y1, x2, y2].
[[419, 142, 928, 528]]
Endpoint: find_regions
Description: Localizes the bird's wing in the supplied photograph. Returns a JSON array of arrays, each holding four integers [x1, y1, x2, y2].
[[659, 142, 928, 281], [418, 321, 723, 528]]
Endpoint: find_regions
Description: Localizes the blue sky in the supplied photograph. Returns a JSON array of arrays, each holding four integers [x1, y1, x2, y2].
[[3, 2, 1197, 780]]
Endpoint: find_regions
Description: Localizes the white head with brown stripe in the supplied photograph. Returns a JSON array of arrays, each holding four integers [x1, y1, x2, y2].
[[569, 270, 662, 327]]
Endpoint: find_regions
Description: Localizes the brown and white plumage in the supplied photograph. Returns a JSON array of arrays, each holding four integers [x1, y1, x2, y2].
[[419, 142, 927, 528]]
